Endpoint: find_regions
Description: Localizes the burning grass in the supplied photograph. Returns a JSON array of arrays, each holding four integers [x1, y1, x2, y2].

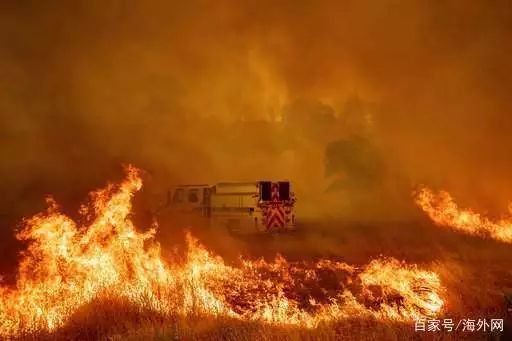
[[415, 186, 512, 243], [0, 166, 446, 340]]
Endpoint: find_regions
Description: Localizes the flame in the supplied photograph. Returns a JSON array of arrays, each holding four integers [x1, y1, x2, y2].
[[0, 167, 444, 337], [414, 186, 512, 243]]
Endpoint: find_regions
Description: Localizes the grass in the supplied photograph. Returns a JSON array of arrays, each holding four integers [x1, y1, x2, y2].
[[8, 218, 512, 340], [29, 299, 417, 341]]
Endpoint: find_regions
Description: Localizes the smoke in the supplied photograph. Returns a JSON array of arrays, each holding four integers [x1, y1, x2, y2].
[[1, 0, 512, 228], [325, 136, 384, 191]]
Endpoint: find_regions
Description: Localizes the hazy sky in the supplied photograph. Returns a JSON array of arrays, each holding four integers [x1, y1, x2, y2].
[[1, 0, 512, 222]]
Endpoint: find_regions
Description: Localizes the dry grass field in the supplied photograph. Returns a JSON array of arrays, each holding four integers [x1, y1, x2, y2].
[[0, 170, 510, 341], [14, 218, 511, 341]]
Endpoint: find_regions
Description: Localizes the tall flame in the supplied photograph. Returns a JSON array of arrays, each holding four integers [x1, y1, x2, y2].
[[0, 167, 444, 337], [414, 186, 512, 243]]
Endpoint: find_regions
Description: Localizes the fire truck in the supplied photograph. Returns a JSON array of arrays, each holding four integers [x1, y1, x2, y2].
[[159, 181, 296, 233]]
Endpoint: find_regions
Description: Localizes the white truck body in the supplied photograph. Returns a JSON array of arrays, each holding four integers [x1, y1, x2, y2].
[[163, 181, 296, 233]]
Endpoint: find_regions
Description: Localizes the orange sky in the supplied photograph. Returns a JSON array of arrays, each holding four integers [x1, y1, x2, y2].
[[1, 1, 512, 220]]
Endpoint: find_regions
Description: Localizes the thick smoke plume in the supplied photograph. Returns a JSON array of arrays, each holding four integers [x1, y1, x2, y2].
[[1, 0, 512, 232]]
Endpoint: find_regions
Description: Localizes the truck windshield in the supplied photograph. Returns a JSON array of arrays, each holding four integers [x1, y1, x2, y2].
[[188, 189, 199, 203], [260, 181, 271, 201], [279, 182, 290, 200]]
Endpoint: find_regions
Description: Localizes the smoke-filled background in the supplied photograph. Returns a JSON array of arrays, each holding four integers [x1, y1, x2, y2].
[[1, 0, 512, 232]]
